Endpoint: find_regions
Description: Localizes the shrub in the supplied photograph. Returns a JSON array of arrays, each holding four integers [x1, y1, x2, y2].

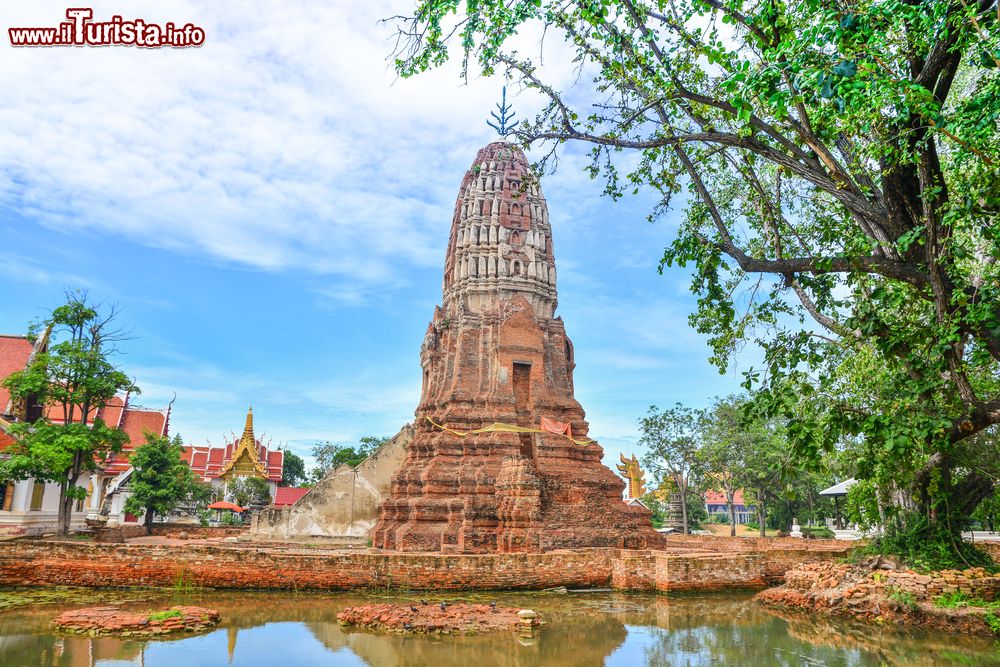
[[887, 587, 918, 611], [802, 526, 836, 539], [984, 613, 1000, 635], [856, 515, 995, 572]]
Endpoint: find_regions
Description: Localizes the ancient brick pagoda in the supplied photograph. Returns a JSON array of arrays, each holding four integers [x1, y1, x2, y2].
[[372, 141, 664, 553]]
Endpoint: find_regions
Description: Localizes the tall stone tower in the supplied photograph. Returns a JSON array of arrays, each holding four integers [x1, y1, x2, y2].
[[371, 142, 664, 553]]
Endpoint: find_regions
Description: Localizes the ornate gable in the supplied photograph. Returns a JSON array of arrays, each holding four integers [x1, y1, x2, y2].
[[218, 407, 267, 480]]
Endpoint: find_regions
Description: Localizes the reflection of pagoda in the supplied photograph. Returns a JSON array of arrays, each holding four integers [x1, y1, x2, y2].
[[372, 141, 664, 553]]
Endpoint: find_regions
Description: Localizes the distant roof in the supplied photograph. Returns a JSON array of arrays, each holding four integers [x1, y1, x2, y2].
[[704, 489, 747, 506], [273, 486, 310, 507], [103, 404, 170, 474], [0, 335, 35, 412], [819, 478, 857, 497]]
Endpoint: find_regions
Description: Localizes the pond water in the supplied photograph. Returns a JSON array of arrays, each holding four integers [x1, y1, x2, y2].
[[0, 588, 997, 666]]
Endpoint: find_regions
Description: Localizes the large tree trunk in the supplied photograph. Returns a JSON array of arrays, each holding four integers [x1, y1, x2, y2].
[[758, 502, 767, 538], [57, 481, 72, 537], [726, 487, 736, 537], [680, 494, 689, 535], [144, 506, 155, 532], [916, 452, 995, 531]]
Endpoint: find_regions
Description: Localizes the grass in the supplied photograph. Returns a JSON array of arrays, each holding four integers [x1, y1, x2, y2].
[[930, 591, 1000, 635], [934, 591, 975, 609], [933, 591, 1000, 611], [172, 568, 199, 593], [148, 609, 183, 622]]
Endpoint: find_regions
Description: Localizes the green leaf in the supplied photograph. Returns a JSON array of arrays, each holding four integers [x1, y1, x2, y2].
[[832, 61, 857, 78]]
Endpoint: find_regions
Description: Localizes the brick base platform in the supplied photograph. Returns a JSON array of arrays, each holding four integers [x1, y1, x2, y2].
[[0, 538, 850, 592]]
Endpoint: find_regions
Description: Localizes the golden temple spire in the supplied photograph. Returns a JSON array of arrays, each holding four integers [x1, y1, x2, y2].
[[241, 406, 254, 445], [218, 405, 267, 479]]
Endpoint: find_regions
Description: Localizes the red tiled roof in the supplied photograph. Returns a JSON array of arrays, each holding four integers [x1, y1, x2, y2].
[[704, 489, 747, 506], [273, 486, 309, 507], [119, 408, 167, 445], [103, 406, 168, 473], [0, 335, 34, 412], [100, 394, 128, 429], [265, 449, 283, 481]]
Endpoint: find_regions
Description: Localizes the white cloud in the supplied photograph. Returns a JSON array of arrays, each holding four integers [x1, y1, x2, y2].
[[0, 252, 95, 288], [2, 2, 747, 474]]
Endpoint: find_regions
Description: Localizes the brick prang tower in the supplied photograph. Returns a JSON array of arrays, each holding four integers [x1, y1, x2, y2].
[[371, 142, 665, 553]]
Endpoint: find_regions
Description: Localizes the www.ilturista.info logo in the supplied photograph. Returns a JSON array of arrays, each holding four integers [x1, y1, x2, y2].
[[9, 8, 205, 48]]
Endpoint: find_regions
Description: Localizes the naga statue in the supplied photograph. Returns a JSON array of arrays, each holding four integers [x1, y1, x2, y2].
[[616, 453, 647, 500]]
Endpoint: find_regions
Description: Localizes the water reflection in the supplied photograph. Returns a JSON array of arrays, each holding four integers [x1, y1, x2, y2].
[[0, 589, 997, 666]]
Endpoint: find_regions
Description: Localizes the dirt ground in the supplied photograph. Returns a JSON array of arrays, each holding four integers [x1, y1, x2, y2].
[[701, 523, 781, 538]]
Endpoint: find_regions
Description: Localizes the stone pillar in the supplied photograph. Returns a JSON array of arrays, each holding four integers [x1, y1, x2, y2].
[[663, 492, 685, 532]]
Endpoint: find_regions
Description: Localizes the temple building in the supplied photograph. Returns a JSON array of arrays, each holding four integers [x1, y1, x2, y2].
[[371, 141, 664, 553], [704, 489, 753, 525], [181, 407, 283, 498], [0, 333, 170, 535]]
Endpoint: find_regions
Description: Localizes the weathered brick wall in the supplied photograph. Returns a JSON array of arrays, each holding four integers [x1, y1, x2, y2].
[[784, 561, 1000, 602], [664, 534, 855, 553], [610, 551, 767, 591], [0, 540, 849, 593], [94, 524, 147, 543], [0, 541, 614, 591], [975, 541, 1000, 560], [882, 568, 1000, 601], [149, 525, 246, 539]]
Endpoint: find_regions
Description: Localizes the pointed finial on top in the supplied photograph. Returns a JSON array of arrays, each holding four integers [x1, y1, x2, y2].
[[487, 86, 520, 137]]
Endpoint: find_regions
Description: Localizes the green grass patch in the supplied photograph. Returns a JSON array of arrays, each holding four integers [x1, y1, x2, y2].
[[148, 609, 183, 622], [934, 591, 975, 608]]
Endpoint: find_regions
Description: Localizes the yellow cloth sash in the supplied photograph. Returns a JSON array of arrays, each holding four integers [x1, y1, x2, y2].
[[425, 416, 592, 446]]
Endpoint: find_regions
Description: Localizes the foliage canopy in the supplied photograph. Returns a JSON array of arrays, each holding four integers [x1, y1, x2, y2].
[[0, 293, 136, 535], [391, 0, 1000, 554]]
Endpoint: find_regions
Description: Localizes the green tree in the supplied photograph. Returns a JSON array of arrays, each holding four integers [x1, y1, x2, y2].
[[701, 396, 748, 536], [309, 435, 389, 483], [391, 0, 1000, 563], [280, 448, 307, 487], [639, 404, 704, 534], [0, 293, 136, 535], [225, 476, 271, 507], [123, 433, 207, 529]]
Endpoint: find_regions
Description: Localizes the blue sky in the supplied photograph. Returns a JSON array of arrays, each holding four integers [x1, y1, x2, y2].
[[0, 1, 750, 472]]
